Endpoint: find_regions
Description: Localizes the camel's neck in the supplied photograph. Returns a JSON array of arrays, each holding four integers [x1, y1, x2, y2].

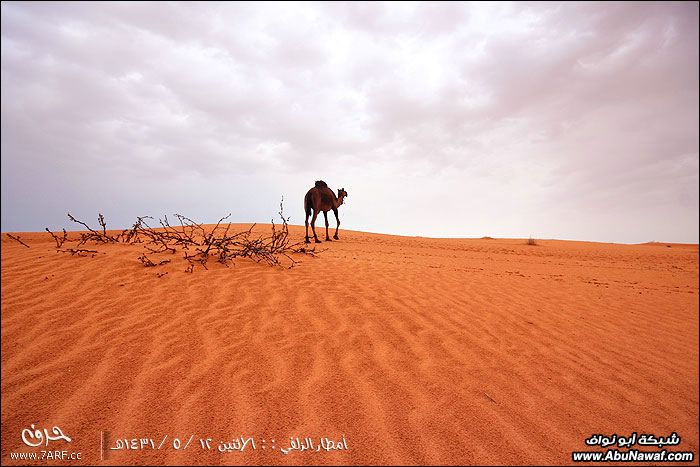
[[335, 193, 346, 208]]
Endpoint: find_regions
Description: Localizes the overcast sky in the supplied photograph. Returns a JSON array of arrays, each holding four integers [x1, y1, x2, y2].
[[2, 1, 698, 243]]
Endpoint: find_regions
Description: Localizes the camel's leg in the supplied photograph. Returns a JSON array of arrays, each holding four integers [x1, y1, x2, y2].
[[323, 211, 332, 241], [333, 208, 340, 240], [305, 211, 310, 243], [310, 211, 321, 243]]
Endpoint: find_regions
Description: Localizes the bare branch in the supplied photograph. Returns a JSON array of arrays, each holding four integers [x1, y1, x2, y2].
[[6, 234, 30, 248], [45, 228, 68, 248], [58, 248, 98, 257]]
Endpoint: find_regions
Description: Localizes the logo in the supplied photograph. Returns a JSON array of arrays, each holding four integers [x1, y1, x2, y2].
[[21, 424, 72, 448]]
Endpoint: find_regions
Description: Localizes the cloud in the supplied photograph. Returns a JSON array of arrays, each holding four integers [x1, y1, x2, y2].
[[1, 1, 697, 243]]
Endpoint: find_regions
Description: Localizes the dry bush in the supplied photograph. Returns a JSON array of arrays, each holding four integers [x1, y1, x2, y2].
[[49, 197, 317, 271]]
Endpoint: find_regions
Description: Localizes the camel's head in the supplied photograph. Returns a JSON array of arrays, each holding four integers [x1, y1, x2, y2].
[[338, 188, 348, 204]]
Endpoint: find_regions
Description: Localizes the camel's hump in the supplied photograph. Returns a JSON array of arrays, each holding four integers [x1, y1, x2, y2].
[[315, 180, 327, 188]]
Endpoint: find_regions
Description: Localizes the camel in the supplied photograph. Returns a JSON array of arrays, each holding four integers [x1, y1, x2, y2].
[[304, 180, 348, 243]]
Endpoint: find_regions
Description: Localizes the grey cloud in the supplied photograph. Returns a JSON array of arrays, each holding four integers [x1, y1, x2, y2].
[[1, 1, 697, 243]]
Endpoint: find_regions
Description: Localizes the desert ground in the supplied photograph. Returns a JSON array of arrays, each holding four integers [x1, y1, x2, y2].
[[1, 225, 698, 465]]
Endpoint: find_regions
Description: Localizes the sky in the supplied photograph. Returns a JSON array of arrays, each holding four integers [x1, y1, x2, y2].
[[1, 1, 698, 243]]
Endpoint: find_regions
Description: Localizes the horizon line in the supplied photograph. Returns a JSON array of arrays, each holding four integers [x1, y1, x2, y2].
[[2, 223, 698, 247]]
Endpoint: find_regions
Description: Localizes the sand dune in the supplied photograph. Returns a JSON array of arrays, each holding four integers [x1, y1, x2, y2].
[[2, 226, 698, 465]]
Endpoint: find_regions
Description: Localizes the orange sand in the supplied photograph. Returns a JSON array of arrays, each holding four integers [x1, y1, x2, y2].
[[1, 226, 698, 465]]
